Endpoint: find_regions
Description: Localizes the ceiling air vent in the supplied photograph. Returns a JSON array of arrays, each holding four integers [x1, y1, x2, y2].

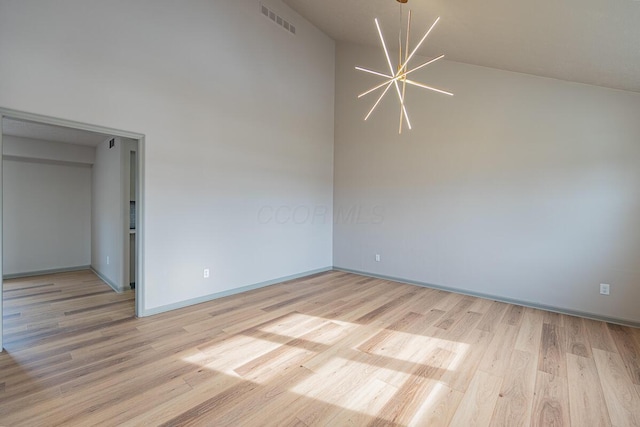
[[260, 3, 296, 35]]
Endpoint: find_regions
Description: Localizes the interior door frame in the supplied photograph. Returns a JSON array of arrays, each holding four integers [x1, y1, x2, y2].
[[0, 107, 146, 351]]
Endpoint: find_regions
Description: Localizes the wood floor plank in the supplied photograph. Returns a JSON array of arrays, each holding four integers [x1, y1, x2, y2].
[[366, 347, 456, 426], [531, 371, 571, 427], [431, 292, 464, 313], [158, 377, 260, 426], [608, 323, 640, 385], [203, 364, 320, 427], [433, 310, 483, 342], [121, 370, 243, 426], [467, 296, 495, 314], [406, 383, 464, 426], [294, 353, 397, 425], [434, 296, 475, 330], [448, 369, 503, 427], [476, 301, 509, 333], [355, 289, 417, 324], [2, 270, 640, 426], [592, 348, 640, 427], [539, 323, 567, 377], [543, 310, 564, 326], [323, 377, 398, 426], [563, 315, 592, 358], [397, 287, 447, 316], [357, 311, 423, 354], [7, 349, 200, 426], [227, 370, 345, 427], [70, 377, 193, 426], [515, 311, 544, 354], [491, 349, 537, 427], [439, 328, 494, 393], [234, 321, 342, 381], [502, 304, 525, 326], [584, 318, 618, 353], [478, 323, 519, 376], [566, 353, 612, 427]]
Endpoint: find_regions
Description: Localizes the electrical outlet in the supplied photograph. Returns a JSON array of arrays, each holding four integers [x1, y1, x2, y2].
[[204, 269, 210, 279], [375, 254, 381, 262], [107, 256, 110, 265], [600, 283, 610, 295]]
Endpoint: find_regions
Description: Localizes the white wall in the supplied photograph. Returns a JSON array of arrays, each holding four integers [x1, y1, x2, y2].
[[92, 137, 124, 290], [0, 0, 335, 312], [334, 42, 640, 324], [2, 137, 92, 275]]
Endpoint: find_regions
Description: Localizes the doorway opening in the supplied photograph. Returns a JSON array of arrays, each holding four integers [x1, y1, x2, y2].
[[0, 108, 145, 351]]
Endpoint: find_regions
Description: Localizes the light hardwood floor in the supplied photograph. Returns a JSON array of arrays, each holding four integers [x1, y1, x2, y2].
[[1, 269, 640, 426]]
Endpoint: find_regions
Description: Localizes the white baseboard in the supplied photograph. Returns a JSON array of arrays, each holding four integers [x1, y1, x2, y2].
[[334, 267, 640, 328], [139, 266, 333, 317], [90, 267, 124, 293], [3, 265, 91, 280]]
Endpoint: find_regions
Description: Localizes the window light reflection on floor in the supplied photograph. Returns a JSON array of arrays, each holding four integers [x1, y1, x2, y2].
[[181, 312, 470, 420]]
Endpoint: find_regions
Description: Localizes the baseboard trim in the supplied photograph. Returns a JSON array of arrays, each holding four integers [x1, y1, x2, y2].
[[139, 266, 333, 317], [3, 265, 91, 280], [333, 267, 640, 328], [91, 268, 124, 294]]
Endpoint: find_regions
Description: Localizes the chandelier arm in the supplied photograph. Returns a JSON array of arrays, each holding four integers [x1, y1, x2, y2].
[[399, 16, 440, 72], [405, 79, 454, 96], [400, 54, 445, 79], [402, 103, 412, 130], [405, 10, 412, 67], [399, 78, 408, 134], [398, 8, 402, 73], [355, 66, 393, 79], [365, 82, 394, 121], [375, 18, 397, 78], [358, 54, 445, 99], [392, 80, 411, 129], [398, 10, 411, 134], [359, 78, 395, 98], [376, 11, 411, 131]]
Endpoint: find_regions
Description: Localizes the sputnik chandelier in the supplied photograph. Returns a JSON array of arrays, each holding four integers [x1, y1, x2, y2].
[[356, 0, 453, 134]]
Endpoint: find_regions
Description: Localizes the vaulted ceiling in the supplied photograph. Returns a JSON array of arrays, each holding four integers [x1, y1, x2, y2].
[[283, 0, 640, 93]]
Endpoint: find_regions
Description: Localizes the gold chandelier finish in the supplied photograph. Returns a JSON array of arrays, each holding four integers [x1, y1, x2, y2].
[[356, 2, 453, 134]]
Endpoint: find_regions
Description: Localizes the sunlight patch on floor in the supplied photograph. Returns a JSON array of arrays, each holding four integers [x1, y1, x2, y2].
[[408, 382, 448, 424], [181, 313, 471, 420], [290, 357, 398, 414], [366, 329, 470, 366], [183, 335, 282, 370]]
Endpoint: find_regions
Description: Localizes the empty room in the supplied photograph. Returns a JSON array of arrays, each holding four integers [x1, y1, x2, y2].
[[1, 0, 639, 426]]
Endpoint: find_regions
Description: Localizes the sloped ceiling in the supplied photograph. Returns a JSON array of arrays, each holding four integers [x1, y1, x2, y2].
[[283, 0, 640, 93]]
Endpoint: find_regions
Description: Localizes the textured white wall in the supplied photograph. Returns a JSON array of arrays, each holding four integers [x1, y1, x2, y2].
[[0, 0, 335, 312], [2, 157, 92, 276], [334, 42, 640, 323]]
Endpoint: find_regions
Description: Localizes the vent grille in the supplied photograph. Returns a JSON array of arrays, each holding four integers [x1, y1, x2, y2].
[[261, 4, 296, 35]]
